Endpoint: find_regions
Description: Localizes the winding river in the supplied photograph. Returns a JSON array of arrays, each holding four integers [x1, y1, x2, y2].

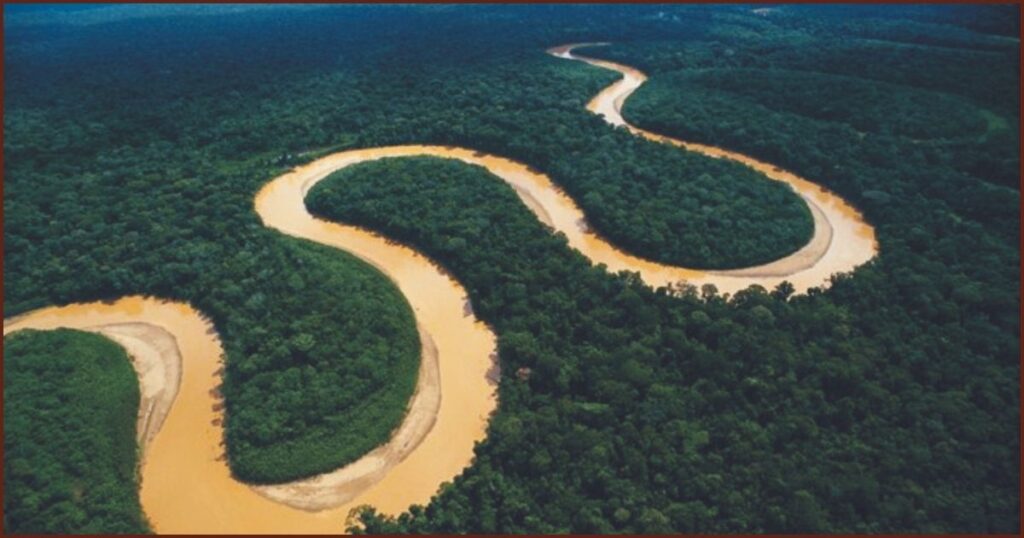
[[3, 44, 877, 534], [548, 43, 877, 293]]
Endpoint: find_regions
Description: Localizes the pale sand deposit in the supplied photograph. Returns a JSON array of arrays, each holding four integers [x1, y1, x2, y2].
[[548, 43, 878, 294], [2, 43, 878, 535]]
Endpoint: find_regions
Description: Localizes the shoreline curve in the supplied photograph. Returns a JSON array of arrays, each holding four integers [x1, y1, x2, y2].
[[548, 43, 878, 294], [3, 165, 501, 534], [2, 42, 879, 534]]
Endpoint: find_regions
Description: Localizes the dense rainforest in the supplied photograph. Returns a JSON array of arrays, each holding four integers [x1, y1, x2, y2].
[[3, 4, 1020, 533], [3, 329, 151, 534], [310, 152, 1017, 533]]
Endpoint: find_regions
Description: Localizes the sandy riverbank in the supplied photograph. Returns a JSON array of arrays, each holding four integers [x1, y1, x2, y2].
[[548, 43, 877, 294], [3, 42, 878, 534]]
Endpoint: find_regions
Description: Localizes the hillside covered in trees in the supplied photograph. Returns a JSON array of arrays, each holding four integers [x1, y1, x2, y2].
[[3, 4, 1019, 534]]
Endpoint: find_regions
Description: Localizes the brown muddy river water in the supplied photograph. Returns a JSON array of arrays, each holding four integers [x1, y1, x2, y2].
[[4, 45, 877, 534], [547, 43, 878, 294]]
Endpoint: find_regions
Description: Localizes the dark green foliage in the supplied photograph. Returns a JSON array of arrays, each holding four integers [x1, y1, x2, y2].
[[623, 70, 1020, 193], [3, 4, 1019, 533], [309, 153, 1017, 534], [5, 5, 818, 482], [652, 68, 990, 140], [218, 239, 421, 483], [776, 5, 1021, 43], [320, 51, 816, 269], [584, 9, 1020, 191], [4, 8, 814, 272], [589, 20, 1019, 114], [3, 329, 151, 534]]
